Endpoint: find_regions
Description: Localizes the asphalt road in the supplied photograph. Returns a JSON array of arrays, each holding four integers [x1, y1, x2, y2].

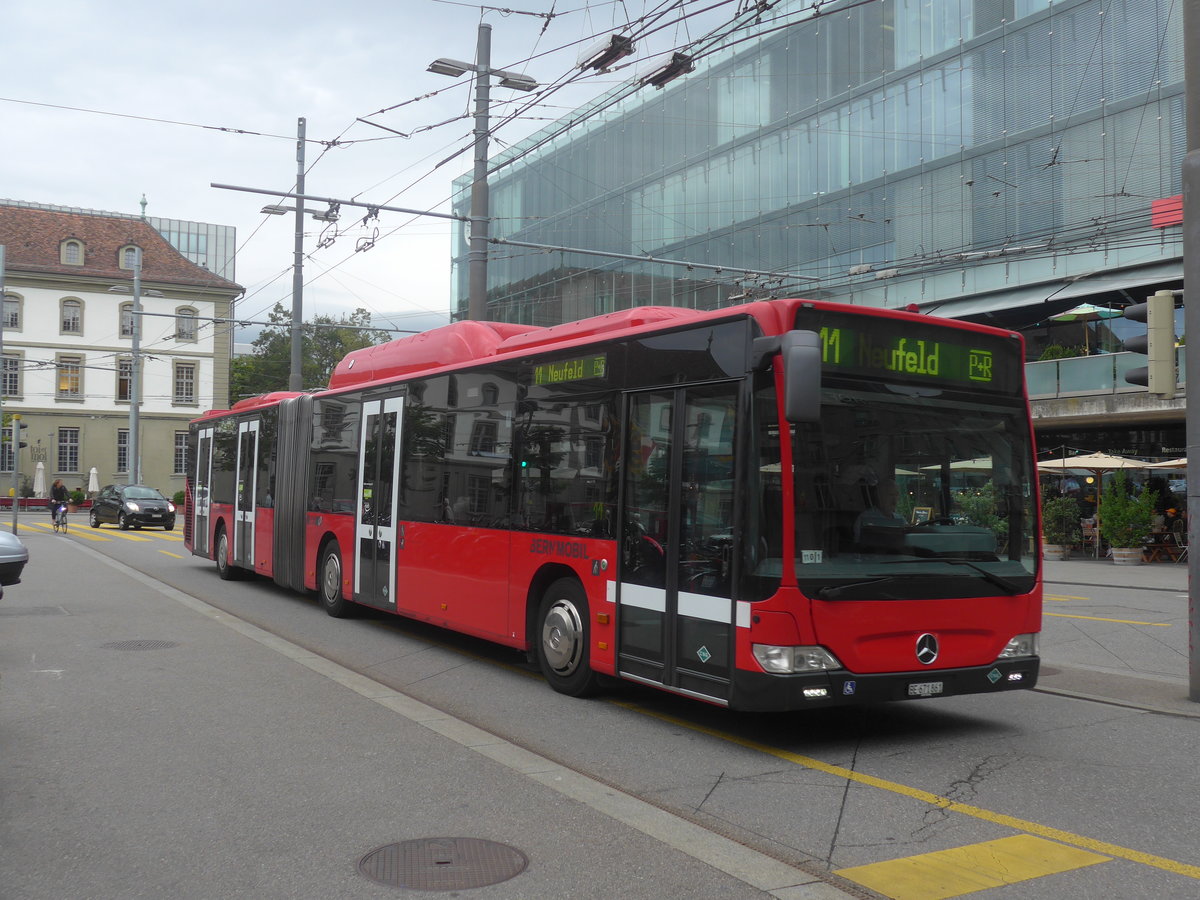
[[5, 521, 1200, 899]]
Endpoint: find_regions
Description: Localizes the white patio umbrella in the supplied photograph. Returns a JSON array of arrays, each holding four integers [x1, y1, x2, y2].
[[1144, 457, 1187, 470], [87, 466, 100, 494], [1036, 451, 1148, 474], [32, 461, 46, 498]]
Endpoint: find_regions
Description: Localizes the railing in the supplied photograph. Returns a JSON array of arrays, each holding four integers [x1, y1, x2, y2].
[[1025, 349, 1186, 400]]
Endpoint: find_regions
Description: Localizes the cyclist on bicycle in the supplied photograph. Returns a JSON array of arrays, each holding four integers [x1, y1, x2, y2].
[[49, 478, 69, 524]]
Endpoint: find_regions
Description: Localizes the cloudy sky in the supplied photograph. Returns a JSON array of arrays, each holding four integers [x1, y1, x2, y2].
[[5, 0, 735, 341]]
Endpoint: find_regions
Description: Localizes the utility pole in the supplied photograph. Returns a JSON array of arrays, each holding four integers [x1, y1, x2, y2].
[[428, 25, 539, 321], [0, 244, 9, 534], [1183, 0, 1200, 701], [130, 251, 144, 484], [467, 25, 493, 323], [291, 117, 306, 391]]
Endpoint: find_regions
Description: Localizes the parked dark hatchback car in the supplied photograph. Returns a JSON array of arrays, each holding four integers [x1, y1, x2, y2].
[[90, 484, 176, 531]]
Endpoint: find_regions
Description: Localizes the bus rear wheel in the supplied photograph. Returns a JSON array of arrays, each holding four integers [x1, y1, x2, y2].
[[319, 542, 352, 618], [537, 578, 599, 697], [215, 527, 239, 581]]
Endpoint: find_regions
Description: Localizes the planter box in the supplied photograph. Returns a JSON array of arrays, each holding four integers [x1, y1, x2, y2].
[[1111, 547, 1144, 566], [1042, 544, 1071, 560]]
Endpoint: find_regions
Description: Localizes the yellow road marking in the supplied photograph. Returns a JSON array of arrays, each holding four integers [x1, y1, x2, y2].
[[159, 550, 183, 559], [1046, 594, 1089, 601], [76, 525, 154, 542], [90, 525, 180, 541], [21, 521, 111, 541], [619, 702, 1200, 880], [836, 835, 1109, 900], [1045, 611, 1170, 627]]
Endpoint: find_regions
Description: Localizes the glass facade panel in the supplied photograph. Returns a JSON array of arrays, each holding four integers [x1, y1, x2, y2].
[[456, 0, 1183, 330]]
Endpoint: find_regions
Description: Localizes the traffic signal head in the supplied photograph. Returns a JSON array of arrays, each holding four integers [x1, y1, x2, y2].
[[1123, 290, 1176, 398], [3, 418, 27, 448]]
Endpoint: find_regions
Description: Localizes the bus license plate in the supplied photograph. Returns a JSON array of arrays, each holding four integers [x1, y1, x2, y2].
[[908, 681, 944, 697]]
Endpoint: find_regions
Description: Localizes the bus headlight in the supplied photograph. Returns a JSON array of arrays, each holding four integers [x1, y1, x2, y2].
[[752, 644, 843, 674], [997, 633, 1039, 659]]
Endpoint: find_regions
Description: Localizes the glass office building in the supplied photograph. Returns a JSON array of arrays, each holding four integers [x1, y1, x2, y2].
[[453, 0, 1184, 341]]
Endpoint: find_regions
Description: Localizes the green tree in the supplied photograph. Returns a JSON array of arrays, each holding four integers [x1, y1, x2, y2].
[[231, 303, 392, 400]]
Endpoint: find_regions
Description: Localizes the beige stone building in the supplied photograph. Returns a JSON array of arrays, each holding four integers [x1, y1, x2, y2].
[[0, 203, 241, 500]]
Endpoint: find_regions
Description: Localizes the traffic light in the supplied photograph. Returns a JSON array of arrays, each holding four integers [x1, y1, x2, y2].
[[1123, 290, 1177, 398], [3, 416, 26, 449]]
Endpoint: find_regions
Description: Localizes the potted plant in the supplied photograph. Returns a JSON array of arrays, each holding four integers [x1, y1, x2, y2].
[[1041, 495, 1080, 560], [1099, 471, 1157, 565], [67, 489, 85, 513]]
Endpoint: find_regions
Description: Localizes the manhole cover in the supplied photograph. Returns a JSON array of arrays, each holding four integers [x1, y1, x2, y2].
[[358, 838, 528, 891], [101, 640, 179, 651]]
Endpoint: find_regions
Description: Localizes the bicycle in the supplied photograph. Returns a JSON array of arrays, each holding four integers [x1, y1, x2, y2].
[[52, 502, 68, 534]]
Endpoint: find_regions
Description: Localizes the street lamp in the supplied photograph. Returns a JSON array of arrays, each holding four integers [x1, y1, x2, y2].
[[429, 23, 539, 321], [108, 251, 163, 485], [261, 203, 340, 222]]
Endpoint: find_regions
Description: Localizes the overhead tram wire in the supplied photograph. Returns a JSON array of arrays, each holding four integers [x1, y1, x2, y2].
[[281, 0, 756, 310]]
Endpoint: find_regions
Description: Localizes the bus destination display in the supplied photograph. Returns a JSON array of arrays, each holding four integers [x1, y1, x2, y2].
[[795, 310, 1019, 393], [533, 353, 607, 386]]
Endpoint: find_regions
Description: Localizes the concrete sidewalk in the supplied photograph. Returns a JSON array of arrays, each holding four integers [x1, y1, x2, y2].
[[0, 530, 853, 900], [1042, 555, 1188, 592], [1040, 555, 1198, 719]]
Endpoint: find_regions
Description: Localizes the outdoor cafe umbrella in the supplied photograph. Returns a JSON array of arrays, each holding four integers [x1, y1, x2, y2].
[[32, 461, 45, 498], [1048, 302, 1123, 353], [1037, 452, 1148, 556], [1144, 457, 1187, 470], [87, 466, 100, 495]]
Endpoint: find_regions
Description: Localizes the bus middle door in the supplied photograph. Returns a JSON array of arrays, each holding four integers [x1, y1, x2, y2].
[[354, 395, 403, 609], [233, 420, 259, 568], [618, 384, 738, 705]]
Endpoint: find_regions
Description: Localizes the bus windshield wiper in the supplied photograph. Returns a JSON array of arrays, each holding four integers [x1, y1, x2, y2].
[[875, 558, 1023, 594], [818, 576, 909, 601], [936, 558, 1023, 594]]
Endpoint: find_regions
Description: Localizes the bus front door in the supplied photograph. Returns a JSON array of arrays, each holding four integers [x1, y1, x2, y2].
[[193, 426, 213, 556], [354, 396, 403, 609], [618, 384, 738, 705], [233, 420, 259, 568]]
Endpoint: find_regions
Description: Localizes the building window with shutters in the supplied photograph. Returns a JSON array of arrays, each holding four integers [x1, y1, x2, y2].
[[1, 353, 22, 399], [117, 428, 129, 474], [61, 298, 83, 334], [58, 427, 80, 472], [175, 307, 198, 342], [56, 355, 83, 400], [120, 303, 134, 338], [3, 294, 22, 331], [174, 362, 197, 404], [117, 357, 133, 402], [60, 240, 84, 265]]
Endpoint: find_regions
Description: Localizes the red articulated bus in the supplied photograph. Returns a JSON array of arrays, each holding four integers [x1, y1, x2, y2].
[[185, 299, 1041, 711]]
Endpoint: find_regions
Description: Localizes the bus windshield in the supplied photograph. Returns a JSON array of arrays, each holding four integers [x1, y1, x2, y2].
[[789, 378, 1037, 601]]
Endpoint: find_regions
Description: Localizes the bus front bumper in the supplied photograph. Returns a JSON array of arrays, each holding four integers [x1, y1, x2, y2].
[[731, 657, 1040, 712]]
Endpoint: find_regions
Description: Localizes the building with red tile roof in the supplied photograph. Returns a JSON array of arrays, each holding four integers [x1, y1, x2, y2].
[[0, 202, 242, 500]]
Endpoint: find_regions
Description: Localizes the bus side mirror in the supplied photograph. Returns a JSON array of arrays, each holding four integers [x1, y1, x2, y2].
[[782, 330, 821, 423]]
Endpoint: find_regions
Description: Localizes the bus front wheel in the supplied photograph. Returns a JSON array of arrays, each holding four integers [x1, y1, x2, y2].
[[319, 543, 352, 618], [536, 578, 600, 698]]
